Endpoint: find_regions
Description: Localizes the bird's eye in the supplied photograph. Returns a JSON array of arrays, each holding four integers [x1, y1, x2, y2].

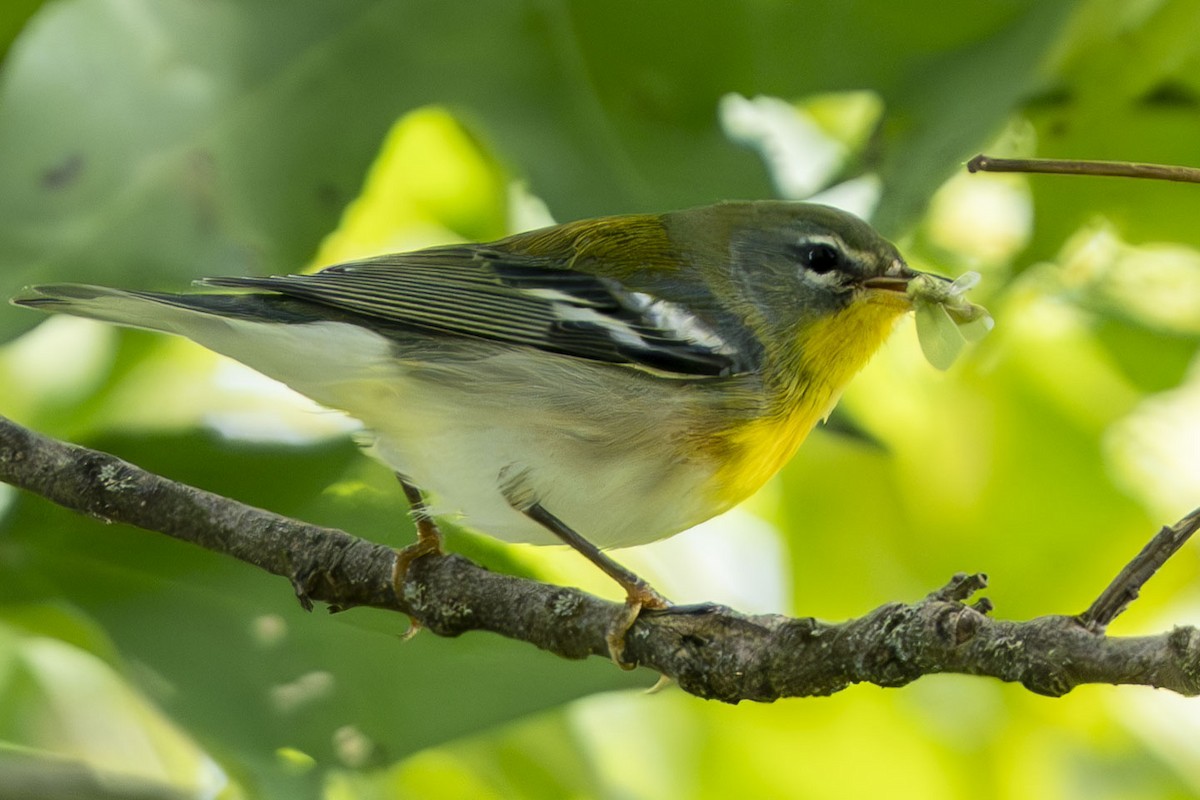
[[793, 242, 842, 275]]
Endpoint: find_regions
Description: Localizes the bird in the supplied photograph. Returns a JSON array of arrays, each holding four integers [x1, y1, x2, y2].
[[14, 200, 926, 665]]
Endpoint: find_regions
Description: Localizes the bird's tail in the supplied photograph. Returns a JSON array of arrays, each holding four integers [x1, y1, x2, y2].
[[12, 283, 227, 338], [12, 283, 397, 403]]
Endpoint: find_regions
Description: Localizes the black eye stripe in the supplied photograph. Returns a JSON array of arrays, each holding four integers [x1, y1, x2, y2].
[[791, 242, 843, 275]]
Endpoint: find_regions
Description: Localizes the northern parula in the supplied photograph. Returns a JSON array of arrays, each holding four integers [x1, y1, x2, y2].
[[13, 200, 983, 662]]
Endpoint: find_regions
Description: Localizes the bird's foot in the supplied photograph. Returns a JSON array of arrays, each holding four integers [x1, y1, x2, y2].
[[606, 580, 672, 669], [391, 527, 444, 599]]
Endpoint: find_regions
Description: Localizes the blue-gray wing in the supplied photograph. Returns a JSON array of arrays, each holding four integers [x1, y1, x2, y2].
[[202, 245, 753, 378]]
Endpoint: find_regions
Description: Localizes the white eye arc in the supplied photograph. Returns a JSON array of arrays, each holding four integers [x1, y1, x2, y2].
[[789, 235, 845, 276]]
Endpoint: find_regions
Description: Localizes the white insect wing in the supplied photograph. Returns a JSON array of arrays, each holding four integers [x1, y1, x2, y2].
[[907, 270, 992, 370], [915, 299, 967, 371]]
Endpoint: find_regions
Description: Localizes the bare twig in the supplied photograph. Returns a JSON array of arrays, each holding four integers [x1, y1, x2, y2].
[[3, 413, 1200, 701], [1078, 508, 1200, 632], [967, 154, 1200, 184]]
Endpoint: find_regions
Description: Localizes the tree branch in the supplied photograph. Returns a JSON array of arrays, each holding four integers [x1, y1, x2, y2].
[[1079, 509, 1200, 632], [3, 413, 1199, 702]]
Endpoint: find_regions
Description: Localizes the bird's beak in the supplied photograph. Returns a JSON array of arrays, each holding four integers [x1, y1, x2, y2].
[[860, 276, 910, 293], [861, 259, 920, 294]]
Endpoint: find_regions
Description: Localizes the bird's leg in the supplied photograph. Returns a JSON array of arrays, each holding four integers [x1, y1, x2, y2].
[[522, 501, 671, 669], [391, 474, 445, 603]]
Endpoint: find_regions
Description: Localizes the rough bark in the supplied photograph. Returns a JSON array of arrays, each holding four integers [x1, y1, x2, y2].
[[3, 414, 1198, 702]]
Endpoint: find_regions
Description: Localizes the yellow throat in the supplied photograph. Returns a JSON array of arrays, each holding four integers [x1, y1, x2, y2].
[[711, 290, 911, 508]]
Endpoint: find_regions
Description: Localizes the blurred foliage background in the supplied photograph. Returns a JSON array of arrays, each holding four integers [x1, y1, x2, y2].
[[2, 0, 1200, 798]]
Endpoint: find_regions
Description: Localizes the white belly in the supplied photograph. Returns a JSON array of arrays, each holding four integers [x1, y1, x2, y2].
[[362, 367, 724, 548], [207, 320, 729, 548]]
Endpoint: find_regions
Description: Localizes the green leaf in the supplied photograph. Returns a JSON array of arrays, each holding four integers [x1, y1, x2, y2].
[[0, 1, 44, 63], [1020, 0, 1200, 261], [0, 0, 1074, 339]]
